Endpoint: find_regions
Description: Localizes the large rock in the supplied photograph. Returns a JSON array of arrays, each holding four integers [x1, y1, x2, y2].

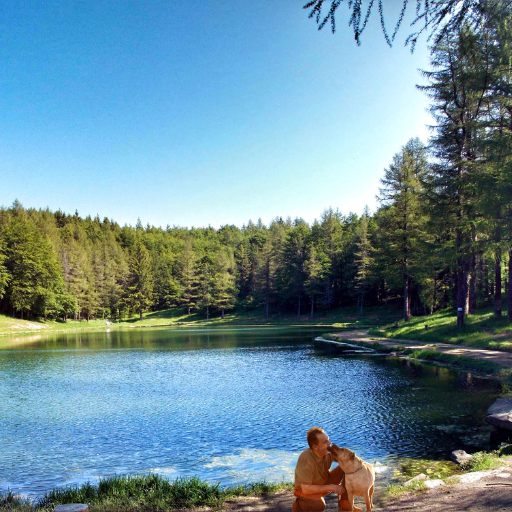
[[451, 449, 472, 465], [486, 397, 512, 431], [405, 473, 426, 485]]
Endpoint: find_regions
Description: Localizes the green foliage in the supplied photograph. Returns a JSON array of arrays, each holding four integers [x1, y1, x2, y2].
[[124, 238, 155, 320], [37, 474, 224, 511], [459, 450, 507, 472], [29, 474, 292, 512]]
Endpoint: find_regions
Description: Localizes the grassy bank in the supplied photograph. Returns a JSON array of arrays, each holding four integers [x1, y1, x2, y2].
[[3, 452, 512, 511], [0, 305, 402, 337], [0, 475, 293, 512], [321, 333, 512, 377], [383, 450, 512, 504], [370, 308, 512, 351]]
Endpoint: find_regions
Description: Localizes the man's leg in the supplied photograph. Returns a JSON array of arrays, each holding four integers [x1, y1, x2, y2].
[[292, 496, 326, 511]]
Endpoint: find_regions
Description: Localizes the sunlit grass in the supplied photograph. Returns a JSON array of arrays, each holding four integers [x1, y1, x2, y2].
[[0, 305, 402, 337], [0, 475, 295, 512], [370, 307, 512, 350]]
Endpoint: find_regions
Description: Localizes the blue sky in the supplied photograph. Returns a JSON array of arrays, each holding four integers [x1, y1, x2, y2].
[[1, 1, 432, 228]]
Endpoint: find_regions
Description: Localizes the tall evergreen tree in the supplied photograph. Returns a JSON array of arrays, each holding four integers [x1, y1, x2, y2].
[[377, 138, 430, 321], [125, 238, 154, 320]]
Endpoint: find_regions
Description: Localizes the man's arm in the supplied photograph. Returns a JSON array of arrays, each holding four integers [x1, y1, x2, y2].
[[300, 483, 345, 500]]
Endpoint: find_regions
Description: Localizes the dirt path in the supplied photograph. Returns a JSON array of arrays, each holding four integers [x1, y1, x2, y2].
[[182, 464, 512, 512], [327, 330, 512, 368]]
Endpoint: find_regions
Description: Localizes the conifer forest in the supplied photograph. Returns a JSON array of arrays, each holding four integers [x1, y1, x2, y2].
[[1, 5, 512, 326]]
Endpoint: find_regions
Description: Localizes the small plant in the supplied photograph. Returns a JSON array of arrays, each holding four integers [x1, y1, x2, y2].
[[384, 480, 427, 504], [459, 450, 503, 472]]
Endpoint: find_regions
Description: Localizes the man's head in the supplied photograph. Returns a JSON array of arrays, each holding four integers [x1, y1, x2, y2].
[[307, 426, 331, 458]]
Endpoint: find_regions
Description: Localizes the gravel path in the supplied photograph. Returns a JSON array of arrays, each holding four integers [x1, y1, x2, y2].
[[327, 330, 512, 368]]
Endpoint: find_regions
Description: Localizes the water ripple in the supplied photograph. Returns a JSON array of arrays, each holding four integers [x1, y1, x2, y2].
[[0, 328, 500, 496]]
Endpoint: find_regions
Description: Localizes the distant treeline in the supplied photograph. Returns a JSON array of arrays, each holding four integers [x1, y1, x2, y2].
[[1, 5, 512, 325]]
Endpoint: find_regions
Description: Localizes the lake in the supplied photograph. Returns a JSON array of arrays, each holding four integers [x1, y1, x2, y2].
[[0, 326, 501, 497]]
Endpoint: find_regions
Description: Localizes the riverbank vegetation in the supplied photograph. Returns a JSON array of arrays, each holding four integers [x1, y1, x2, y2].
[[0, 475, 292, 512], [1, 4, 512, 330], [371, 308, 512, 351], [2, 453, 511, 511]]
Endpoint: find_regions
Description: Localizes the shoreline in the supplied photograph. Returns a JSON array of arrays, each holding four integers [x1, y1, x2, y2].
[[3, 460, 512, 512]]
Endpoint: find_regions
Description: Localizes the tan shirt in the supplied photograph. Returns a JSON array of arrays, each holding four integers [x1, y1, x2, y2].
[[293, 448, 335, 496]]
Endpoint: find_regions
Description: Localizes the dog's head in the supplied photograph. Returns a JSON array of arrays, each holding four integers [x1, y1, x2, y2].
[[328, 443, 356, 463]]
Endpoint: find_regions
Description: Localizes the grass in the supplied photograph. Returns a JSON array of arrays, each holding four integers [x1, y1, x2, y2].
[[0, 305, 402, 338], [370, 307, 512, 351], [384, 480, 428, 503], [0, 475, 293, 512], [404, 348, 505, 374], [382, 451, 512, 504]]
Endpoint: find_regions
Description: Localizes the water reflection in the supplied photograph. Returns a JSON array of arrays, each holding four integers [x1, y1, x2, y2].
[[0, 327, 501, 497]]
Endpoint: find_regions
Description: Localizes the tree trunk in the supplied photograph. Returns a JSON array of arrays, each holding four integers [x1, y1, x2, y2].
[[456, 267, 470, 328], [495, 249, 502, 317], [310, 297, 314, 318], [221, 308, 225, 319], [140, 309, 143, 321], [404, 274, 411, 322], [469, 253, 477, 314], [206, 305, 209, 322], [508, 246, 512, 321], [187, 306, 190, 315], [297, 295, 301, 317]]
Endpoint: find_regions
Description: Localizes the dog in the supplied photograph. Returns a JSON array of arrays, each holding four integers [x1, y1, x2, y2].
[[328, 444, 375, 512]]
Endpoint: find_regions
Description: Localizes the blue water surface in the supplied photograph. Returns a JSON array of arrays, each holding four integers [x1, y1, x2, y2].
[[0, 327, 501, 497]]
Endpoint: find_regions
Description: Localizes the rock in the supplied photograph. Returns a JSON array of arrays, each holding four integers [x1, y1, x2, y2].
[[405, 473, 426, 485], [486, 397, 512, 431], [451, 449, 473, 465], [55, 505, 89, 512], [424, 479, 445, 489]]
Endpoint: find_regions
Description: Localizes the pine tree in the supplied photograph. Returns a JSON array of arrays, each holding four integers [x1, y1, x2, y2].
[[179, 239, 199, 315], [420, 24, 492, 326], [377, 138, 430, 321], [352, 210, 374, 315], [125, 238, 154, 320], [212, 248, 237, 318], [0, 239, 10, 300]]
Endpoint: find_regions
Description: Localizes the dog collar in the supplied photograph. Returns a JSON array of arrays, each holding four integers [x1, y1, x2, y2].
[[345, 466, 363, 476]]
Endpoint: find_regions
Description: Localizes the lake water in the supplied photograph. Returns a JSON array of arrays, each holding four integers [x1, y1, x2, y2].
[[0, 327, 501, 498]]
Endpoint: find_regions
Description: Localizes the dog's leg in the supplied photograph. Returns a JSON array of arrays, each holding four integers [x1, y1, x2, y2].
[[347, 490, 354, 512], [363, 489, 371, 511], [369, 484, 374, 509]]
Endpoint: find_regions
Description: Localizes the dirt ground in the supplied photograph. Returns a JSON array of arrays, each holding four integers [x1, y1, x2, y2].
[[329, 330, 512, 368], [182, 464, 512, 512]]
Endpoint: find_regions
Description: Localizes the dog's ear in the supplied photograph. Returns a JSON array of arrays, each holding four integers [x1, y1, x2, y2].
[[350, 451, 355, 459]]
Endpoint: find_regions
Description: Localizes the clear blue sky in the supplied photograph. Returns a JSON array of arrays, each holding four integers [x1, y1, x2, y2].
[[1, 1, 432, 228]]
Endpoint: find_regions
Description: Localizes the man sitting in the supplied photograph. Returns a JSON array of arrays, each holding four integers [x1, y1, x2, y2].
[[292, 426, 362, 512]]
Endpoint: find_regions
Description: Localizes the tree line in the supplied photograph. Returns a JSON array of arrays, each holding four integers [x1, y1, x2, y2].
[[1, 3, 511, 326]]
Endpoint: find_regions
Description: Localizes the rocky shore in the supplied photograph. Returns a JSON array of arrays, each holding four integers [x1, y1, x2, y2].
[[193, 461, 512, 512]]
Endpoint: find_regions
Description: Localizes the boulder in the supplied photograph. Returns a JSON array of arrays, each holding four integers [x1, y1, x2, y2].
[[486, 397, 512, 431], [424, 479, 445, 489], [405, 473, 426, 485], [451, 449, 473, 465], [55, 505, 89, 512]]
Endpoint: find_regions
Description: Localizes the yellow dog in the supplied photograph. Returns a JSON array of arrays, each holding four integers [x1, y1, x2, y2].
[[328, 444, 375, 512]]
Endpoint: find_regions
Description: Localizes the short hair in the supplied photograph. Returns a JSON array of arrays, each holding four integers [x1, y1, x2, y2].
[[307, 426, 326, 448]]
